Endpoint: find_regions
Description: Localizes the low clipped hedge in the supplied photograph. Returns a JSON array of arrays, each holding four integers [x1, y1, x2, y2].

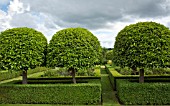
[[0, 67, 49, 81], [116, 79, 170, 105], [0, 71, 21, 81], [0, 82, 101, 105], [105, 65, 170, 90]]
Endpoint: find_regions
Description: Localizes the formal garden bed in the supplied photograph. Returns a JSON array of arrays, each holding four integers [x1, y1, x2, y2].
[[0, 77, 101, 105], [0, 66, 102, 105], [105, 64, 170, 105]]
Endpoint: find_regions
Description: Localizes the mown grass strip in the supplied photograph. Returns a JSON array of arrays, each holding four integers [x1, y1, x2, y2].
[[100, 68, 120, 106]]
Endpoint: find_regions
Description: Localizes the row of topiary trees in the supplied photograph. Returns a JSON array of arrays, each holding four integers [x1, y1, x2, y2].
[[113, 22, 170, 83], [1, 21, 169, 84], [0, 27, 102, 84]]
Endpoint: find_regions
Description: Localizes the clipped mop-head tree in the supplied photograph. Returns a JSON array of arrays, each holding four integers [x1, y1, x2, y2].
[[0, 27, 47, 84], [84, 34, 102, 64], [47, 27, 102, 83], [113, 22, 170, 83]]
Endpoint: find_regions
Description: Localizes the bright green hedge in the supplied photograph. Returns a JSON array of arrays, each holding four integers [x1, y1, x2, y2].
[[105, 65, 170, 90], [0, 71, 21, 81], [116, 79, 170, 105], [0, 83, 101, 105]]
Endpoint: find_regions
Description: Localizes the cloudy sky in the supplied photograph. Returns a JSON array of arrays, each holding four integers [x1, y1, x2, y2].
[[0, 0, 170, 48]]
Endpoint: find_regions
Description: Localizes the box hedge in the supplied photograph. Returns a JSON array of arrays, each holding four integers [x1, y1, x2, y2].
[[116, 79, 170, 105], [105, 65, 170, 90], [0, 71, 21, 81], [0, 82, 101, 105]]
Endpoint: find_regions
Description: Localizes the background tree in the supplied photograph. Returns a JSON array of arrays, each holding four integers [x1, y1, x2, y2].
[[106, 50, 113, 60], [47, 27, 101, 83], [113, 22, 170, 83], [0, 27, 47, 84], [101, 47, 107, 64]]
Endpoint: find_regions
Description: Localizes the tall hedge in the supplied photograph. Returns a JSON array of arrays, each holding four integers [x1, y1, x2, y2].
[[47, 27, 102, 83], [113, 22, 170, 82], [0, 27, 47, 83]]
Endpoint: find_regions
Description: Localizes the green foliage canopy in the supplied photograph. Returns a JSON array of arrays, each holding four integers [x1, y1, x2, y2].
[[106, 50, 113, 60], [113, 22, 170, 69], [47, 27, 102, 69], [0, 27, 47, 70]]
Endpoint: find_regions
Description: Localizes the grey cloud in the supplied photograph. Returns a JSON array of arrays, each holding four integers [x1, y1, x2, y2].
[[122, 0, 170, 18], [21, 0, 170, 29], [21, 0, 123, 29]]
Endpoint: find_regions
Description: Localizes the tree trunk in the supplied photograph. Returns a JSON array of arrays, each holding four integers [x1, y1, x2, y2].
[[69, 68, 77, 84], [22, 70, 27, 84], [72, 70, 76, 84], [139, 68, 144, 83]]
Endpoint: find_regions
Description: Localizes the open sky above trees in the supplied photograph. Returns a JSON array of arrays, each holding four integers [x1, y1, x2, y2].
[[0, 0, 170, 48]]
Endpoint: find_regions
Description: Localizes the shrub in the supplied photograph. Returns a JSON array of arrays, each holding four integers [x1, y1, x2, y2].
[[105, 65, 170, 90], [114, 66, 121, 72], [116, 79, 170, 105], [94, 68, 101, 77], [0, 71, 21, 81], [0, 67, 49, 81], [113, 22, 170, 83], [47, 28, 102, 83], [105, 50, 113, 60], [42, 68, 68, 77], [27, 67, 49, 75], [120, 67, 132, 75], [41, 67, 100, 77], [0, 82, 101, 104], [107, 60, 112, 66]]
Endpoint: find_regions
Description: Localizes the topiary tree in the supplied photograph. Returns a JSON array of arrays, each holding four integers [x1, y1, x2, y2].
[[113, 22, 170, 83], [101, 47, 108, 64], [106, 50, 113, 60], [47, 27, 102, 83], [0, 27, 47, 84], [85, 34, 102, 64]]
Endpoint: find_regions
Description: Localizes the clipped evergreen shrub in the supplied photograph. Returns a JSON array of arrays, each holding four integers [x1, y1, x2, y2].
[[0, 27, 47, 84], [106, 50, 113, 60], [0, 83, 101, 105], [0, 71, 21, 81], [116, 79, 170, 105], [0, 67, 49, 81], [113, 22, 170, 82], [105, 65, 170, 90], [47, 27, 102, 83]]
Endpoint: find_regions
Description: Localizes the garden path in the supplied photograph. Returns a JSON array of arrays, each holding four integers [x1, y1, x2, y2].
[[101, 66, 120, 106]]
